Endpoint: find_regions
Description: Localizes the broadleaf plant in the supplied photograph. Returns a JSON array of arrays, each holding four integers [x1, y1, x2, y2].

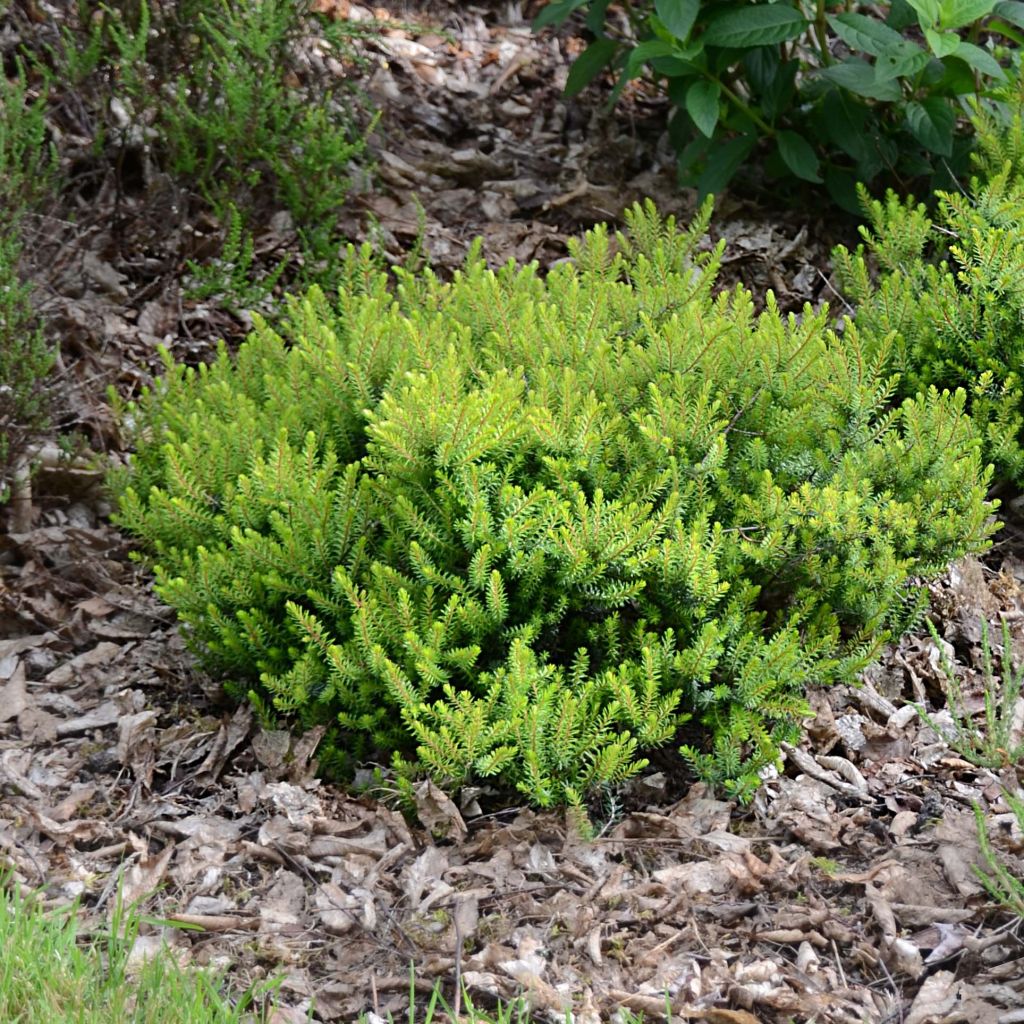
[[112, 203, 996, 813], [534, 0, 1019, 206]]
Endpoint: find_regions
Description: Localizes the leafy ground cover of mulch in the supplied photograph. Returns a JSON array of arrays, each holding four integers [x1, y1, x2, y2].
[[2, 2, 1023, 1021]]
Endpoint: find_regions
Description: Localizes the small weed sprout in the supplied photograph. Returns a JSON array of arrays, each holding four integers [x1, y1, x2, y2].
[[973, 790, 1024, 917], [914, 616, 1024, 917], [915, 617, 1024, 770]]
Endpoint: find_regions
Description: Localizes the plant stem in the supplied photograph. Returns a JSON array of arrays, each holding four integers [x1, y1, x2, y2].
[[815, 0, 832, 66], [715, 75, 774, 134]]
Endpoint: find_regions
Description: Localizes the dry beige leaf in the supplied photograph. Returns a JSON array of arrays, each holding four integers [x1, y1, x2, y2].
[[412, 778, 467, 840], [0, 660, 28, 723], [120, 835, 175, 906], [46, 642, 122, 685], [903, 970, 962, 1024]]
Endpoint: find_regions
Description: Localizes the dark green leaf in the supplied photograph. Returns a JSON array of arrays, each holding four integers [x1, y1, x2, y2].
[[533, 0, 588, 30], [819, 89, 870, 161], [564, 37, 618, 97], [951, 40, 1006, 78], [874, 39, 931, 80], [888, 0, 920, 29], [824, 167, 864, 212], [696, 134, 756, 197], [703, 6, 807, 48], [656, 0, 700, 40], [585, 0, 613, 34], [818, 58, 902, 100], [932, 54, 978, 91], [776, 130, 822, 182], [686, 79, 721, 137], [761, 59, 799, 121], [994, 0, 1024, 26], [743, 46, 781, 92], [939, 0, 997, 28], [905, 96, 955, 155], [651, 55, 700, 76], [624, 39, 676, 79], [827, 12, 904, 56]]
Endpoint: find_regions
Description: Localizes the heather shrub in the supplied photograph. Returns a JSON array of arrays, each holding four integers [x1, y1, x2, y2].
[[0, 60, 54, 504], [112, 202, 996, 808], [833, 74, 1024, 487], [39, 0, 371, 303]]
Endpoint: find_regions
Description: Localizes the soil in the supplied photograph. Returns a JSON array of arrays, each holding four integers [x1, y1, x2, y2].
[[1, 2, 1022, 1022]]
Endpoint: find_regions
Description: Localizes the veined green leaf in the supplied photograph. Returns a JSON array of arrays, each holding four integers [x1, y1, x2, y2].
[[776, 130, 822, 182], [827, 12, 905, 56], [906, 0, 942, 27], [951, 39, 1006, 77], [994, 0, 1024, 26], [686, 79, 721, 138], [565, 37, 618, 97], [703, 5, 807, 48], [938, 0, 997, 28], [925, 27, 962, 55], [818, 58, 902, 100], [905, 96, 955, 154], [656, 0, 700, 40], [624, 38, 676, 80], [874, 39, 931, 80]]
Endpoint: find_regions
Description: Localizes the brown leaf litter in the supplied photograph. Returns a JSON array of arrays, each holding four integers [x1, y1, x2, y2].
[[2, 2, 1023, 1021], [3, 499, 1023, 1021]]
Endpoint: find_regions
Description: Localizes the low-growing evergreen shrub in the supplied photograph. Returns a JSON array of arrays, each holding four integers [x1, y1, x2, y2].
[[112, 202, 996, 808], [833, 73, 1024, 488]]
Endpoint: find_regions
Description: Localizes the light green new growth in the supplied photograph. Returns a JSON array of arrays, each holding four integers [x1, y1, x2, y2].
[[113, 201, 996, 809], [834, 73, 1024, 487]]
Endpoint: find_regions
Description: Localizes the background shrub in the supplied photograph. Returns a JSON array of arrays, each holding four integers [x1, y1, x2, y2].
[[0, 60, 54, 505], [41, 0, 372, 304], [535, 0, 1021, 206], [834, 72, 1024, 487], [112, 203, 996, 809]]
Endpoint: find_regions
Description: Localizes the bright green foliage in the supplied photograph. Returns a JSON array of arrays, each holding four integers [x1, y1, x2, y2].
[[833, 164, 1024, 486], [534, 0, 1019, 205], [113, 202, 996, 808], [972, 67, 1024, 181]]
